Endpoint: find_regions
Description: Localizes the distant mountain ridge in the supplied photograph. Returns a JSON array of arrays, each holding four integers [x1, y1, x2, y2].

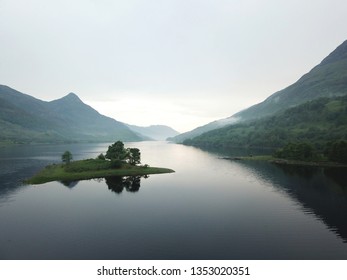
[[170, 39, 347, 143], [127, 124, 179, 140], [0, 85, 143, 143]]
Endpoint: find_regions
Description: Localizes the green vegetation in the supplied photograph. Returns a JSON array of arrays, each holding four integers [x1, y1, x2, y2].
[[184, 95, 347, 151], [273, 141, 347, 164], [105, 141, 140, 165], [274, 142, 317, 161], [25, 160, 174, 185], [234, 155, 347, 168], [25, 141, 174, 185], [227, 140, 347, 167], [324, 140, 347, 164], [61, 150, 73, 164], [0, 85, 144, 144], [105, 141, 141, 166]]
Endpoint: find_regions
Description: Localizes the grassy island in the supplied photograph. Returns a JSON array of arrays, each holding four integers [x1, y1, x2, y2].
[[25, 159, 174, 185], [25, 140, 174, 185]]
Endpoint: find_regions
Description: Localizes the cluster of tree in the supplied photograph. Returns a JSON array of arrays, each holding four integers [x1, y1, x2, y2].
[[324, 140, 347, 164], [274, 142, 315, 161], [61, 141, 141, 167], [274, 142, 316, 161], [274, 140, 347, 164], [184, 95, 347, 150], [100, 141, 141, 166]]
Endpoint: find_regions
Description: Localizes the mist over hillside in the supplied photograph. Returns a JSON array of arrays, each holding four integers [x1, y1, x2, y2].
[[171, 40, 347, 143], [184, 95, 347, 149]]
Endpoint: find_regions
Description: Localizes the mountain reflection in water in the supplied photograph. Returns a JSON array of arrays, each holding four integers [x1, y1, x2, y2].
[[2, 142, 347, 259], [235, 160, 347, 243]]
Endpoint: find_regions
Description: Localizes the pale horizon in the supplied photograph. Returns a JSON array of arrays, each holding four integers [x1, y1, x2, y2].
[[1, 0, 347, 132]]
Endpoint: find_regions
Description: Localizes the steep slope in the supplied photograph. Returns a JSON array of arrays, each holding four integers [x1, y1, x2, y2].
[[167, 116, 239, 142], [0, 86, 68, 142], [0, 85, 143, 143], [171, 39, 347, 143], [127, 124, 180, 140], [233, 40, 347, 121], [184, 95, 347, 149], [47, 92, 142, 141]]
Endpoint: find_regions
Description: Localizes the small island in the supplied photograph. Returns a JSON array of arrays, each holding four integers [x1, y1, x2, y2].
[[25, 141, 175, 185]]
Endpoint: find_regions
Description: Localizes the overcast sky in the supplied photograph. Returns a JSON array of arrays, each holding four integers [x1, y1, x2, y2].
[[1, 0, 347, 132]]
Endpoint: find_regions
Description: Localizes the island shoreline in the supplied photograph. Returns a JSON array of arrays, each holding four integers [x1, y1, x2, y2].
[[25, 160, 175, 185]]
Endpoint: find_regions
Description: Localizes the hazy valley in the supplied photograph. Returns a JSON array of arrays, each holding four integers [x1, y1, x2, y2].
[[170, 40, 347, 146], [1, 39, 347, 261]]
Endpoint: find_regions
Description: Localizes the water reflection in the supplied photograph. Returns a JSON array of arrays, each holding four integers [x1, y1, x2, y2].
[[59, 180, 79, 188], [324, 168, 347, 189], [274, 164, 317, 180], [0, 158, 48, 199], [2, 142, 347, 259], [195, 145, 275, 157], [105, 175, 148, 194], [235, 160, 347, 243], [0, 142, 109, 199], [57, 175, 148, 194]]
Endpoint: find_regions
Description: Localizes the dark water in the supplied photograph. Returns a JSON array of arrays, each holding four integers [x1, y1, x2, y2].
[[1, 142, 347, 260]]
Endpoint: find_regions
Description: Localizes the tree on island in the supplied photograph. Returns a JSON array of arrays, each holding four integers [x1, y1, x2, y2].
[[97, 153, 106, 160], [62, 151, 73, 164], [105, 141, 141, 166], [106, 141, 128, 161], [128, 148, 141, 165]]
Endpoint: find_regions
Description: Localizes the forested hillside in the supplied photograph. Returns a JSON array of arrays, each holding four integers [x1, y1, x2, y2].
[[183, 95, 347, 150]]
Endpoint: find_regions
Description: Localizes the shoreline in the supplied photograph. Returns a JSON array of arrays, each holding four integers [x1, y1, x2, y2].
[[223, 155, 347, 168], [25, 160, 175, 185]]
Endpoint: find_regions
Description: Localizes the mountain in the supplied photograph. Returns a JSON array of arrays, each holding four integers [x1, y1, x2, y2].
[[184, 95, 347, 149], [167, 116, 239, 143], [233, 39, 347, 121], [0, 85, 143, 143], [127, 124, 180, 140], [171, 39, 347, 143]]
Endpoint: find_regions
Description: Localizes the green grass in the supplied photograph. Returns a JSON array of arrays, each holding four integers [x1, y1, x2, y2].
[[25, 159, 175, 185]]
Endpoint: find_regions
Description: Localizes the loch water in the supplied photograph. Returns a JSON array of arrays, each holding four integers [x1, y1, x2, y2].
[[1, 141, 347, 260]]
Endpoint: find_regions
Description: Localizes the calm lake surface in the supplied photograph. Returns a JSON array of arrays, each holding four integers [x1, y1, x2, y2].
[[1, 141, 347, 260]]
